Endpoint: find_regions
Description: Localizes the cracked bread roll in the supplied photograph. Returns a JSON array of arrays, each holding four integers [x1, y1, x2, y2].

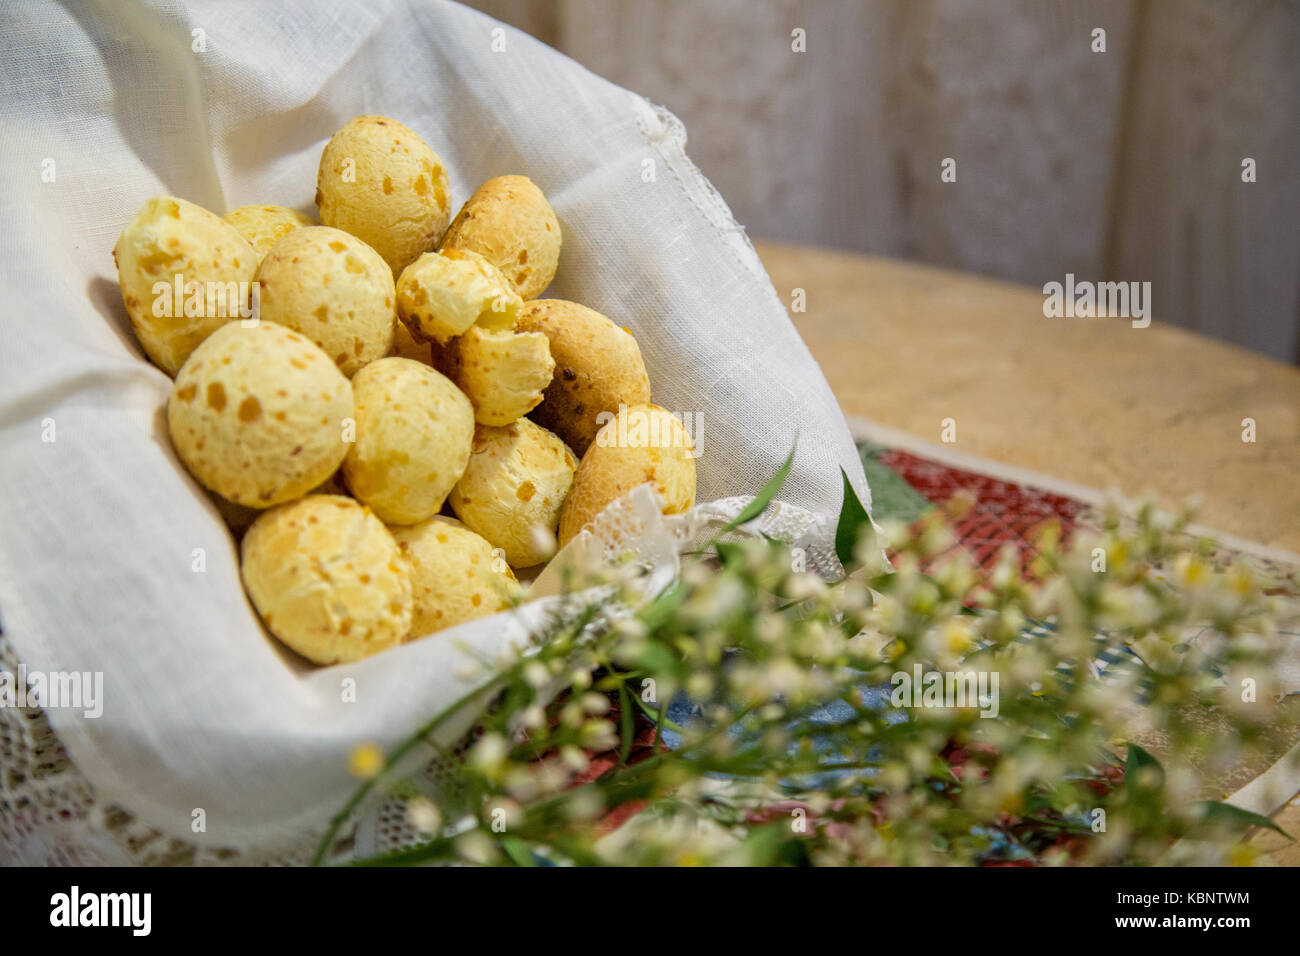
[[396, 248, 520, 345], [342, 358, 474, 525], [255, 226, 396, 377], [449, 419, 577, 568], [439, 175, 560, 300], [316, 115, 452, 276], [222, 204, 314, 264], [392, 516, 519, 638], [516, 299, 651, 455], [435, 325, 554, 427], [558, 404, 695, 547], [241, 495, 412, 664], [113, 196, 257, 375], [168, 322, 353, 508]]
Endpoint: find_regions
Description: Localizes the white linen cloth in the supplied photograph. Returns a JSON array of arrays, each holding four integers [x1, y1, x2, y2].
[[0, 0, 869, 850]]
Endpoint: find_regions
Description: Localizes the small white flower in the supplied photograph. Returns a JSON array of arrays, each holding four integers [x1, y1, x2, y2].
[[406, 797, 442, 835], [784, 572, 827, 603], [469, 733, 509, 776], [559, 745, 590, 773]]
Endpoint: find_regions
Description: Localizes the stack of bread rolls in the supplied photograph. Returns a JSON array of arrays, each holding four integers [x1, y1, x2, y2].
[[112, 116, 696, 665]]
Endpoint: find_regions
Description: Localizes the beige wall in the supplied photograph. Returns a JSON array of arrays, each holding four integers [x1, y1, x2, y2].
[[467, 0, 1299, 364]]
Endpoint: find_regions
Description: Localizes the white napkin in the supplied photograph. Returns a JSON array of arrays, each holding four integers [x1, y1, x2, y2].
[[0, 0, 869, 849]]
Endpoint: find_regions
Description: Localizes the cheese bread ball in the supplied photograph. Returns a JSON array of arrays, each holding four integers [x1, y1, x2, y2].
[[222, 204, 314, 264], [516, 299, 652, 455], [316, 115, 452, 276], [436, 325, 554, 427], [242, 495, 412, 665], [392, 516, 519, 638], [449, 420, 577, 568], [113, 196, 257, 375], [396, 248, 520, 345], [255, 226, 396, 378], [342, 358, 474, 525], [558, 404, 696, 547], [168, 322, 353, 507], [439, 175, 560, 300]]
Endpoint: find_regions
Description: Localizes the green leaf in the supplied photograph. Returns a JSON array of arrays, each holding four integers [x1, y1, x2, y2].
[[633, 693, 686, 734], [710, 442, 796, 541], [736, 821, 786, 865], [501, 836, 537, 867], [638, 580, 685, 631], [1194, 801, 1292, 839], [618, 683, 634, 764], [1122, 742, 1164, 789], [636, 643, 678, 675], [715, 540, 746, 567], [858, 445, 933, 525], [835, 467, 874, 568]]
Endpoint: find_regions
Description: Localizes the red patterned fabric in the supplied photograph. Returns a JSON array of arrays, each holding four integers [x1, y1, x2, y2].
[[879, 449, 1087, 572]]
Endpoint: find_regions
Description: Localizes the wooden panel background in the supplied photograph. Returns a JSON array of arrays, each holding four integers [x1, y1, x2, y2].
[[466, 0, 1300, 363]]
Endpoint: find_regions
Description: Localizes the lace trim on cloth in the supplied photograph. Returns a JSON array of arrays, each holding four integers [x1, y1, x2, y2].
[[0, 627, 328, 865]]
